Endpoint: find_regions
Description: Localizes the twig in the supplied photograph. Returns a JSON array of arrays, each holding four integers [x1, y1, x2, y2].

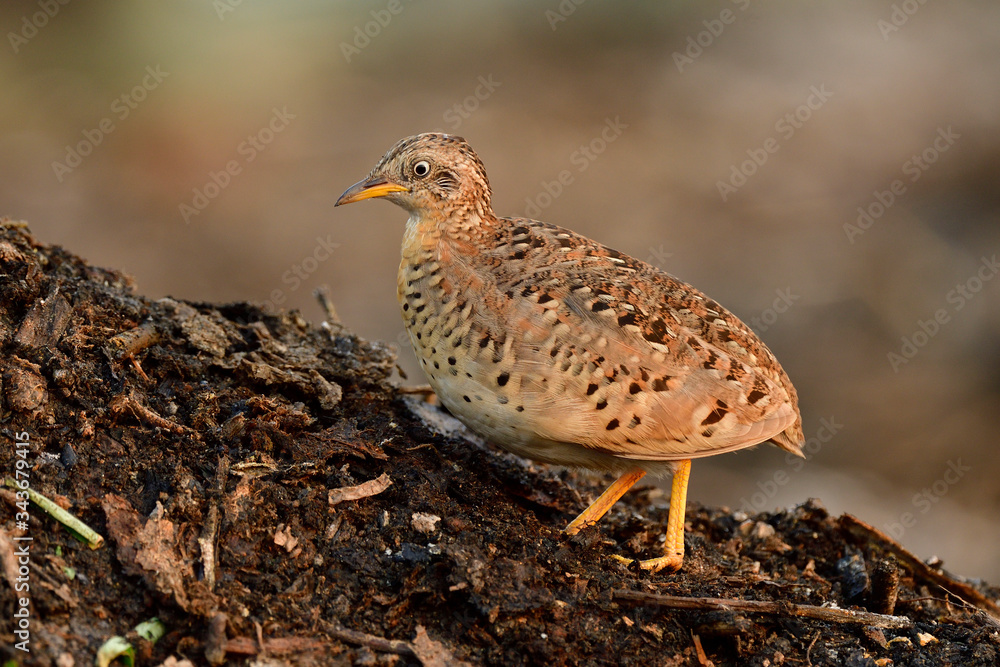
[[314, 286, 343, 330], [931, 586, 1000, 631], [327, 624, 415, 656], [805, 630, 820, 666], [199, 505, 220, 591], [4, 478, 104, 549], [128, 356, 151, 383], [612, 590, 913, 629], [106, 321, 161, 359], [869, 557, 900, 615], [200, 455, 229, 591], [396, 385, 435, 396], [109, 391, 187, 435], [224, 636, 337, 656], [205, 612, 228, 665], [839, 514, 1000, 623], [328, 473, 392, 507], [691, 632, 714, 667], [227, 625, 416, 659]]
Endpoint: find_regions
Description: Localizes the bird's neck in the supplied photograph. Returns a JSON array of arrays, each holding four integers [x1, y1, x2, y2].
[[397, 206, 499, 328], [400, 204, 497, 267]]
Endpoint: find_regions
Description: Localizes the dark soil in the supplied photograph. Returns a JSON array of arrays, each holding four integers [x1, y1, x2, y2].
[[1, 219, 998, 666]]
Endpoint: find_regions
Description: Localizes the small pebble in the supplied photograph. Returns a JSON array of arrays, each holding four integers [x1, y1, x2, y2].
[[60, 443, 78, 468], [411, 512, 441, 533]]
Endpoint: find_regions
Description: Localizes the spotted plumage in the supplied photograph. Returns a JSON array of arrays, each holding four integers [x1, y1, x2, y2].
[[336, 133, 804, 572]]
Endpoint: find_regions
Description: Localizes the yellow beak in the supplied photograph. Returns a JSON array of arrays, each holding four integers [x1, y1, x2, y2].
[[334, 177, 409, 206]]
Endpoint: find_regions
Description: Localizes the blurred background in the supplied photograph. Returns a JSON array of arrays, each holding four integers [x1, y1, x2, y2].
[[2, 1, 998, 580]]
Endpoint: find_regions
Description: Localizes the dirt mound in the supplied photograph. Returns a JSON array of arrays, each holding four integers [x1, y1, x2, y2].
[[1, 219, 997, 666]]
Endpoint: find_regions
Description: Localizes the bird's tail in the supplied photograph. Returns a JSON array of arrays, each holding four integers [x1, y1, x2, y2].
[[770, 427, 805, 458]]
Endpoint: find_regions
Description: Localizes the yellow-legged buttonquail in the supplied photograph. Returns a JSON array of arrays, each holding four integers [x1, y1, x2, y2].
[[335, 133, 804, 572]]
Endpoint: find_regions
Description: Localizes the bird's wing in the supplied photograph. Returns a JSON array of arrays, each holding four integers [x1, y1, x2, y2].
[[484, 218, 803, 461]]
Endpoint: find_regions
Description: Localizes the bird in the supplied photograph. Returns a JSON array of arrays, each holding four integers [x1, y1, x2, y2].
[[335, 133, 804, 572]]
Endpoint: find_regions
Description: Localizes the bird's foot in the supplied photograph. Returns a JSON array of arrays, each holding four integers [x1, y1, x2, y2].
[[611, 553, 683, 573]]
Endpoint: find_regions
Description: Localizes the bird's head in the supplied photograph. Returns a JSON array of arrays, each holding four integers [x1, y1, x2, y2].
[[335, 133, 493, 220]]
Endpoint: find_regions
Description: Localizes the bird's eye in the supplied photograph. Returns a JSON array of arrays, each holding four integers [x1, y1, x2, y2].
[[413, 160, 430, 177]]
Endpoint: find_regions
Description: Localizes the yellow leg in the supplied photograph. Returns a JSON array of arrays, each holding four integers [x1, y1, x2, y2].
[[564, 468, 646, 536], [612, 459, 692, 573]]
